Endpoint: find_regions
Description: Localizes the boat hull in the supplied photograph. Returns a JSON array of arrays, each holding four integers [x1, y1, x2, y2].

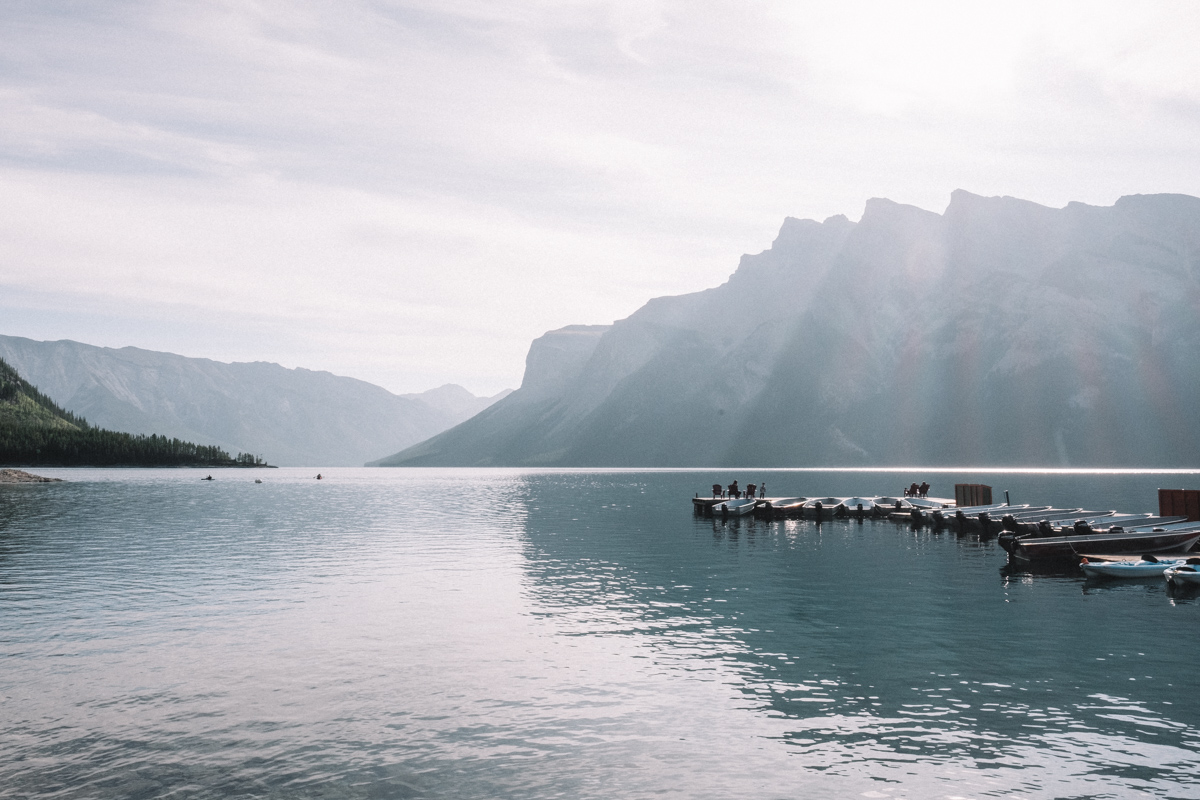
[[1012, 529, 1200, 562], [1166, 565, 1200, 586], [1080, 559, 1185, 579]]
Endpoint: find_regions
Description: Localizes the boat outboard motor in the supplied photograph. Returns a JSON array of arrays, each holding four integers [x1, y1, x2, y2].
[[910, 507, 922, 525], [813, 501, 823, 522], [856, 503, 865, 520], [978, 512, 992, 536], [1037, 520, 1054, 538], [1001, 514, 1016, 532], [1073, 519, 1093, 536], [955, 509, 967, 533], [931, 509, 945, 529]]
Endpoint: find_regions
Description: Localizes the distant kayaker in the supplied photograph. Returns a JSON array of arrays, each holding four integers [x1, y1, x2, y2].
[[316, 473, 323, 480], [203, 475, 213, 481]]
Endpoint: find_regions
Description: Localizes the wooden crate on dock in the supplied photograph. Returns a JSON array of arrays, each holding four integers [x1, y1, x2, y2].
[[1158, 489, 1200, 521], [955, 483, 992, 507]]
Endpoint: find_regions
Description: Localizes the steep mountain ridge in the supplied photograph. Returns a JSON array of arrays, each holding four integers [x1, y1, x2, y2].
[[0, 337, 509, 466], [379, 190, 1200, 467], [1, 356, 259, 467]]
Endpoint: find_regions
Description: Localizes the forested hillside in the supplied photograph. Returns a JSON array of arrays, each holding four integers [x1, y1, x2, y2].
[[0, 358, 266, 467], [0, 336, 510, 466]]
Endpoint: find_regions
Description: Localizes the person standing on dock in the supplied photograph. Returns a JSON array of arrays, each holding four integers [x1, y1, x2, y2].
[[759, 483, 766, 499]]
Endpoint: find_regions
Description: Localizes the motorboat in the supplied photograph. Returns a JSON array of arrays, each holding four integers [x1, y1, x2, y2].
[[841, 497, 876, 517], [803, 498, 844, 519], [1010, 525, 1200, 562], [1165, 560, 1200, 586], [1051, 514, 1184, 535], [760, 497, 806, 518], [871, 497, 905, 517], [1123, 519, 1200, 532], [1080, 555, 1189, 579], [1000, 509, 1108, 536], [713, 498, 757, 517], [931, 503, 1027, 531], [963, 506, 1051, 535]]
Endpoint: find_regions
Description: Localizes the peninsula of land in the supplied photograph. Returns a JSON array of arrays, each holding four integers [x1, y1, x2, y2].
[[1, 357, 269, 468], [0, 468, 61, 483]]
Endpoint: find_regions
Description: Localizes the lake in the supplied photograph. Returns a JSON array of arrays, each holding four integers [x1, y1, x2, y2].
[[2, 467, 1199, 799]]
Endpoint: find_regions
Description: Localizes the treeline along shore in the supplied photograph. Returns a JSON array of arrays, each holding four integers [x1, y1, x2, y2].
[[0, 357, 269, 468]]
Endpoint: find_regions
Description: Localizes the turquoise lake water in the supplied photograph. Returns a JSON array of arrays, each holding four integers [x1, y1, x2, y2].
[[2, 467, 1199, 799]]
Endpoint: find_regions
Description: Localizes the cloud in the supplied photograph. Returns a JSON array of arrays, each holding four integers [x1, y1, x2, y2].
[[1, 1, 1199, 394]]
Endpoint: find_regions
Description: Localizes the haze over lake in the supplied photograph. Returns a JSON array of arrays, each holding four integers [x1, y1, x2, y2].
[[3, 468, 1199, 799]]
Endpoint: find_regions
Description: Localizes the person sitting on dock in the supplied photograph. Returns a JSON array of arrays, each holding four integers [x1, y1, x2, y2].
[[908, 482, 920, 497], [919, 481, 929, 498], [728, 480, 740, 499], [712, 483, 722, 498]]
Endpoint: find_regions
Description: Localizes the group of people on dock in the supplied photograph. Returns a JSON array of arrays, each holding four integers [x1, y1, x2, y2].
[[904, 481, 930, 498], [712, 480, 766, 500]]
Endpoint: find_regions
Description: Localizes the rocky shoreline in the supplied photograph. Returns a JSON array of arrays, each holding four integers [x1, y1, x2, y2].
[[0, 469, 63, 483]]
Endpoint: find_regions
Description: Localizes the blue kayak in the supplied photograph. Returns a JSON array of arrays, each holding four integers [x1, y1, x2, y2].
[[1080, 556, 1188, 579]]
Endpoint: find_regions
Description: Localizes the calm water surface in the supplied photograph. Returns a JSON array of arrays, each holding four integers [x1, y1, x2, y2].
[[2, 468, 1199, 799]]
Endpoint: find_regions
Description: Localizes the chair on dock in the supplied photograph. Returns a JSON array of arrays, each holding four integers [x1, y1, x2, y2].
[[712, 483, 722, 498]]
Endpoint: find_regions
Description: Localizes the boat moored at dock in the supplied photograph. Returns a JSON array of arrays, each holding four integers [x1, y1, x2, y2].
[[1010, 526, 1200, 562], [712, 498, 757, 516], [1079, 554, 1190, 579], [1165, 561, 1200, 586]]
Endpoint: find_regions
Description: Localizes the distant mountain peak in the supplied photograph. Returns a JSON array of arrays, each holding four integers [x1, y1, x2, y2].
[[0, 336, 512, 466], [377, 189, 1200, 468]]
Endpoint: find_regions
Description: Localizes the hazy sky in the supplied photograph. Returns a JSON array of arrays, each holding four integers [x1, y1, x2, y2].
[[2, 1, 1199, 395]]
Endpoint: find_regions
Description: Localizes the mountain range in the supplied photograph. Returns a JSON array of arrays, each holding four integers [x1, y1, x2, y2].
[[375, 190, 1200, 467], [0, 336, 509, 466]]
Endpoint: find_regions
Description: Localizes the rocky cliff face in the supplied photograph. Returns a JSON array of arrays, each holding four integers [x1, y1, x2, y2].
[[0, 336, 509, 466], [378, 190, 1200, 467]]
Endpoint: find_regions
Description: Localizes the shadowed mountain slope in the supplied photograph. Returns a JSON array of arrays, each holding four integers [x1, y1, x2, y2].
[[377, 190, 1200, 467], [0, 336, 509, 466]]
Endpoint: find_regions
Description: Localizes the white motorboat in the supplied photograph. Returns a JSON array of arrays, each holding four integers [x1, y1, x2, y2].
[[802, 497, 843, 519], [713, 498, 757, 516], [841, 497, 876, 514]]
